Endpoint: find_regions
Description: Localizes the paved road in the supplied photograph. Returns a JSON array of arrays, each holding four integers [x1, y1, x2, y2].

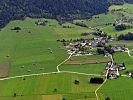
[[125, 48, 133, 58], [95, 55, 114, 100]]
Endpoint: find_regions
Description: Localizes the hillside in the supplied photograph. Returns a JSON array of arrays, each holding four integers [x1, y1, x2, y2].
[[0, 3, 133, 100], [1, 0, 133, 28]]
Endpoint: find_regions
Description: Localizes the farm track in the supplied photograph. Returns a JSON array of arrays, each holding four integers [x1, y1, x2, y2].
[[56, 51, 75, 72], [0, 48, 131, 100], [125, 48, 133, 58], [95, 55, 114, 100], [0, 71, 105, 81]]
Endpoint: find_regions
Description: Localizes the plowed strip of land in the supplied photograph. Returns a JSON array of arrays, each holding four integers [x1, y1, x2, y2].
[[42, 94, 62, 100], [111, 41, 133, 46], [0, 62, 10, 78], [64, 59, 111, 65]]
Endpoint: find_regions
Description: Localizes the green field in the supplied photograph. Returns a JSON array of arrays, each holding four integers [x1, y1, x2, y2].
[[0, 18, 96, 77], [130, 52, 133, 56], [74, 13, 118, 27], [114, 52, 133, 74], [54, 27, 95, 39], [97, 51, 133, 100], [0, 18, 101, 100], [0, 73, 100, 100], [99, 77, 133, 100], [64, 55, 110, 64], [60, 55, 110, 74], [74, 4, 133, 36], [60, 63, 106, 74], [0, 3, 133, 100]]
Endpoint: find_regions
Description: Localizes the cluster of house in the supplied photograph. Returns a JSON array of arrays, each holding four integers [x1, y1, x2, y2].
[[65, 37, 107, 56], [116, 18, 133, 24], [63, 33, 129, 80], [35, 20, 48, 26], [105, 62, 126, 79], [111, 46, 126, 52], [65, 36, 127, 56]]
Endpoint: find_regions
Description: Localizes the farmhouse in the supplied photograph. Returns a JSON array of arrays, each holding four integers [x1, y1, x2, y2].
[[35, 20, 48, 26], [105, 53, 111, 57], [105, 62, 112, 70], [105, 62, 126, 79], [116, 18, 133, 24], [111, 46, 125, 52], [107, 70, 118, 79], [106, 62, 126, 71], [117, 62, 126, 70]]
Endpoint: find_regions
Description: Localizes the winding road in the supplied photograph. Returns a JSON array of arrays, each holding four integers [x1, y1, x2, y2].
[[125, 48, 133, 58], [0, 48, 131, 100], [95, 55, 114, 100], [57, 51, 75, 72]]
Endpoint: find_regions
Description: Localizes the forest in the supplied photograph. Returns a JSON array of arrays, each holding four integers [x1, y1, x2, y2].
[[0, 0, 133, 28]]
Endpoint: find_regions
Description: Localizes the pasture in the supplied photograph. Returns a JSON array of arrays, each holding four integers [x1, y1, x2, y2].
[[60, 55, 110, 74], [99, 77, 133, 100], [0, 18, 68, 76], [60, 63, 106, 74], [74, 4, 133, 36], [0, 18, 96, 77], [114, 52, 133, 74], [0, 3, 133, 100], [54, 27, 95, 40], [74, 13, 118, 28], [64, 55, 111, 65], [0, 73, 101, 100]]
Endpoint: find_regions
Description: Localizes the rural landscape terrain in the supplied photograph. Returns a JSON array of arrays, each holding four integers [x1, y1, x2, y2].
[[0, 1, 133, 100]]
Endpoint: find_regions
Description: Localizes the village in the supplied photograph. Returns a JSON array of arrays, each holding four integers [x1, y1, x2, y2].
[[60, 31, 131, 80]]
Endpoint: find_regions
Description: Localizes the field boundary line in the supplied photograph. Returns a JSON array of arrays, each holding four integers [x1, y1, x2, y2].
[[61, 71, 106, 76], [0, 72, 60, 81], [0, 71, 105, 81]]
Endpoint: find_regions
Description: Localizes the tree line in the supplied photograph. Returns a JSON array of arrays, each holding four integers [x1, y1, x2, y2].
[[1, 0, 133, 28], [118, 32, 133, 40]]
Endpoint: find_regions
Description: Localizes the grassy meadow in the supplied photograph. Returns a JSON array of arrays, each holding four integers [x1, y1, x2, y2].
[[64, 55, 111, 64], [0, 3, 133, 100], [0, 18, 95, 77], [0, 73, 100, 100], [99, 77, 133, 100], [74, 4, 133, 36], [60, 63, 106, 75], [114, 52, 133, 74], [60, 55, 110, 74]]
